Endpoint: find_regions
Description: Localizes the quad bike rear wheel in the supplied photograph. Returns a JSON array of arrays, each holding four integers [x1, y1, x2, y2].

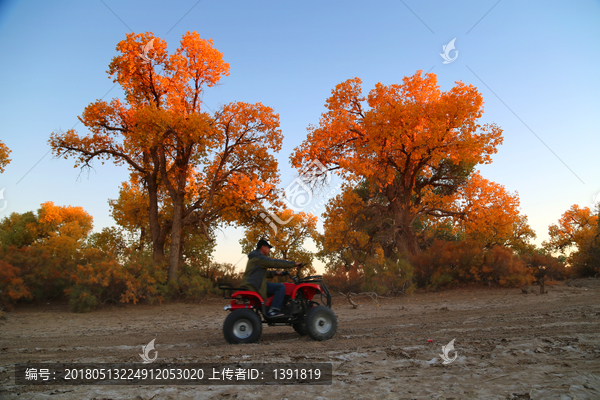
[[305, 305, 337, 341], [223, 309, 262, 344]]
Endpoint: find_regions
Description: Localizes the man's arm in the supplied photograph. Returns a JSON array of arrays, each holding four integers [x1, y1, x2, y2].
[[255, 254, 297, 269], [266, 270, 277, 279]]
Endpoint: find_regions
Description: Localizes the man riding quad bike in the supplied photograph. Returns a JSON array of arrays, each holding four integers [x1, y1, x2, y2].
[[218, 238, 337, 344]]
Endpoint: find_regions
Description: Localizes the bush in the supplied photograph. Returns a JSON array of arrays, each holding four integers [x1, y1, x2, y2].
[[69, 249, 167, 311], [118, 253, 168, 305], [481, 245, 533, 287], [0, 244, 73, 302], [67, 285, 98, 313], [323, 263, 364, 293], [324, 250, 413, 296], [177, 263, 216, 301], [0, 205, 246, 312], [361, 251, 414, 295], [521, 251, 570, 289], [0, 259, 31, 310], [411, 240, 534, 290]]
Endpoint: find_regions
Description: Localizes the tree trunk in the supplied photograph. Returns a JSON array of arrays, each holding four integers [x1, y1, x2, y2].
[[153, 234, 167, 265], [392, 206, 420, 255], [400, 229, 419, 255], [168, 196, 185, 282], [387, 183, 420, 256], [146, 172, 166, 265]]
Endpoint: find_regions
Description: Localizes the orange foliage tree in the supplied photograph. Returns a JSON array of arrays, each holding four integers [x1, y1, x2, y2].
[[108, 175, 170, 254], [315, 183, 382, 268], [0, 140, 10, 173], [313, 183, 414, 294], [37, 201, 94, 244], [291, 71, 503, 255], [50, 31, 283, 282], [544, 204, 599, 276], [544, 205, 597, 253], [458, 171, 535, 250], [109, 178, 152, 251]]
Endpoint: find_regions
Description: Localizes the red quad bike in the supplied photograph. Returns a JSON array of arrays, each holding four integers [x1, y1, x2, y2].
[[218, 267, 337, 344]]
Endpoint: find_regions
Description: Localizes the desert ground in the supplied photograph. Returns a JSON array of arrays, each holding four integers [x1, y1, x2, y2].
[[1, 279, 599, 400]]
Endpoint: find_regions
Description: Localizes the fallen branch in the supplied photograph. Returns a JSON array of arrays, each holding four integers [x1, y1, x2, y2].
[[357, 292, 391, 306], [340, 292, 360, 309]]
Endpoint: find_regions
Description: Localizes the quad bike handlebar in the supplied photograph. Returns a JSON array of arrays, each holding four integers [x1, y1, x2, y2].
[[283, 269, 323, 284]]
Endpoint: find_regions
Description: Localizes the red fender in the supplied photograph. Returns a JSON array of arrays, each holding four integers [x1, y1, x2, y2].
[[229, 290, 263, 310], [292, 283, 322, 301]]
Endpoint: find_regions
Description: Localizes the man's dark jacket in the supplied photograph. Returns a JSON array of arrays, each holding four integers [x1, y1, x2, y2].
[[239, 250, 296, 301]]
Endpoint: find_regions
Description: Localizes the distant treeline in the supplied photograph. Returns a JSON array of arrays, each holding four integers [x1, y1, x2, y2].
[[1, 202, 597, 312]]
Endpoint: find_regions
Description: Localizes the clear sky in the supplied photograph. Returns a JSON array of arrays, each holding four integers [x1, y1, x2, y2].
[[0, 0, 599, 272]]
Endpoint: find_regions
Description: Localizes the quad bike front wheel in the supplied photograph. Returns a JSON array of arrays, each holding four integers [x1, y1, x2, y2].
[[305, 305, 337, 341], [223, 309, 262, 344]]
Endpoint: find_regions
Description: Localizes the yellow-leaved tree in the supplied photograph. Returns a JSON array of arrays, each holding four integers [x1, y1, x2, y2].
[[50, 32, 284, 282], [291, 71, 503, 255], [0, 140, 10, 173], [544, 204, 599, 276]]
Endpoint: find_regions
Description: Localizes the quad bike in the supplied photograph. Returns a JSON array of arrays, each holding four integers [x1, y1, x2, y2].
[[218, 267, 337, 344]]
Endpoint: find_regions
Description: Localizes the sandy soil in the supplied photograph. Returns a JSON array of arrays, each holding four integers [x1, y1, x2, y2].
[[1, 279, 599, 400]]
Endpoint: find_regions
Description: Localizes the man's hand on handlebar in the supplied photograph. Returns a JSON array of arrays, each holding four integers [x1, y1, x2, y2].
[[273, 265, 302, 279]]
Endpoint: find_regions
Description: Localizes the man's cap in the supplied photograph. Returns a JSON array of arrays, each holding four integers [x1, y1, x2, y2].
[[256, 238, 273, 249]]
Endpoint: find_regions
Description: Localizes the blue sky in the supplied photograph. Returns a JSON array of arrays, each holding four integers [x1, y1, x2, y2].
[[0, 0, 599, 272]]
